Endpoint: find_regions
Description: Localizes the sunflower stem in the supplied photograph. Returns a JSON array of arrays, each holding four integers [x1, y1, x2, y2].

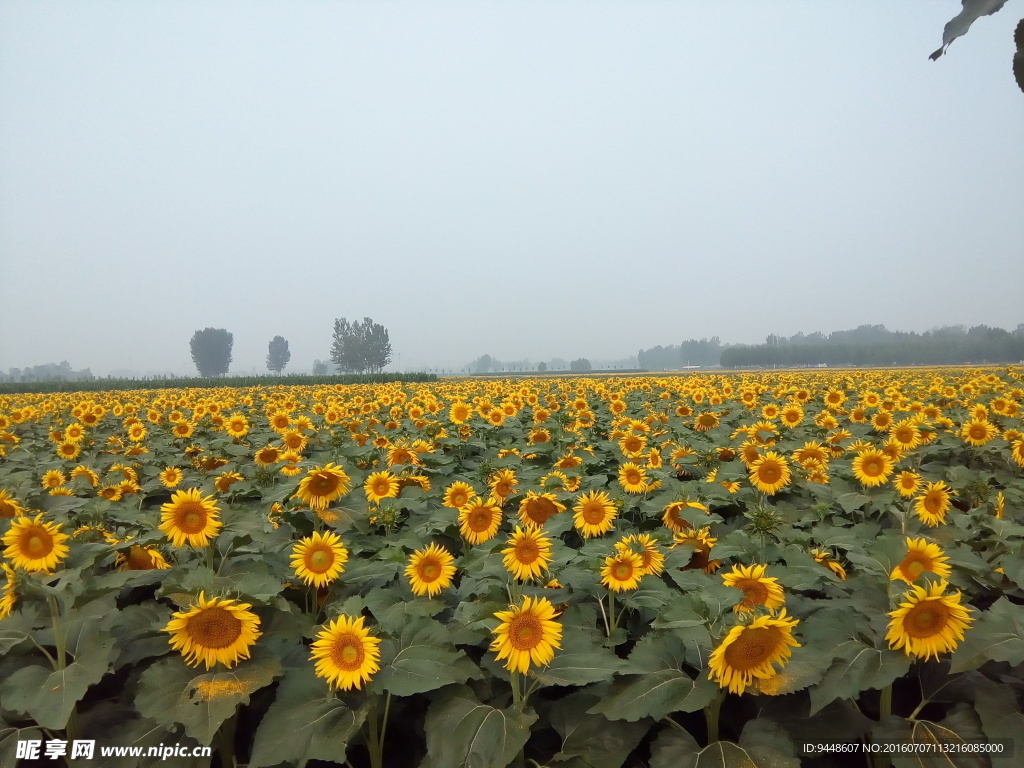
[[596, 593, 611, 637], [378, 691, 392, 758], [367, 696, 382, 768], [510, 671, 523, 709], [608, 592, 617, 633], [704, 690, 723, 745], [206, 543, 215, 573], [48, 595, 77, 742], [879, 683, 892, 720]]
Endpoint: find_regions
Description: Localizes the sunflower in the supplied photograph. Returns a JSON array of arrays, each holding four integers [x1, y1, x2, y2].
[[443, 481, 475, 510], [618, 533, 664, 575], [0, 563, 16, 620], [56, 441, 81, 460], [406, 543, 457, 596], [41, 470, 66, 490], [662, 500, 708, 534], [960, 418, 997, 447], [850, 448, 895, 488], [748, 452, 791, 495], [886, 581, 973, 661], [171, 421, 195, 439], [780, 405, 804, 428], [164, 592, 262, 669], [119, 545, 171, 571], [291, 531, 349, 588], [254, 445, 282, 467], [914, 481, 954, 527], [490, 596, 562, 675], [722, 563, 785, 614], [693, 412, 720, 432], [893, 470, 921, 498], [707, 609, 801, 695], [890, 537, 952, 583], [311, 615, 382, 690], [503, 526, 553, 582], [224, 414, 249, 439], [488, 469, 518, 501], [364, 471, 399, 504], [294, 464, 351, 511], [572, 490, 617, 538], [601, 548, 644, 592], [518, 491, 566, 528], [618, 462, 648, 494], [2, 514, 70, 572], [459, 497, 503, 544], [449, 401, 473, 424], [890, 420, 922, 451], [811, 549, 846, 580], [672, 527, 722, 574], [98, 485, 123, 501], [0, 489, 24, 519], [214, 471, 244, 494], [279, 451, 303, 477], [159, 488, 222, 547], [1011, 438, 1024, 468]]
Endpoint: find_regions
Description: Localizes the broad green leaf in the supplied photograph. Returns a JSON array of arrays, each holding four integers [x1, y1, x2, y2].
[[588, 634, 717, 721], [809, 640, 911, 714], [423, 684, 537, 768], [247, 665, 367, 768], [872, 705, 989, 768], [649, 719, 800, 768], [530, 630, 622, 687], [550, 692, 650, 768], [136, 654, 282, 745], [950, 597, 1024, 673], [371, 617, 479, 697]]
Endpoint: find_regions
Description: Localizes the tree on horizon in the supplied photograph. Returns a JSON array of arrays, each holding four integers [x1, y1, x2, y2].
[[190, 328, 233, 377]]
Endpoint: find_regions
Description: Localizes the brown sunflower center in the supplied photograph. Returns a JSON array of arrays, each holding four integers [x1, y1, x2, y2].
[[738, 580, 769, 607], [372, 479, 392, 495], [758, 463, 781, 483], [187, 607, 243, 649], [901, 557, 926, 579], [923, 493, 945, 514], [525, 498, 557, 525], [310, 475, 338, 495], [418, 558, 441, 581], [722, 626, 783, 670], [174, 502, 208, 534], [903, 600, 950, 638], [467, 508, 494, 532], [613, 561, 634, 580], [23, 531, 53, 557], [494, 481, 512, 497], [581, 502, 608, 525], [624, 469, 642, 485], [862, 458, 883, 476], [307, 547, 334, 573], [331, 634, 365, 670], [515, 541, 540, 564], [126, 546, 156, 570], [450, 491, 469, 507], [508, 614, 542, 651]]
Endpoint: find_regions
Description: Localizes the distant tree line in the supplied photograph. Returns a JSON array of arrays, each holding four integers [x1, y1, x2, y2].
[[0, 361, 94, 383], [720, 324, 1024, 368], [637, 338, 723, 371]]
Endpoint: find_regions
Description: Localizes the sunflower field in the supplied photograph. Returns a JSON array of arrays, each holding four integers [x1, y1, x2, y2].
[[2, 369, 1024, 767]]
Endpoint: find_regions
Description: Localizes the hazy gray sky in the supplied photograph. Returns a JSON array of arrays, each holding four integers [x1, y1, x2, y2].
[[2, 1, 1022, 375]]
